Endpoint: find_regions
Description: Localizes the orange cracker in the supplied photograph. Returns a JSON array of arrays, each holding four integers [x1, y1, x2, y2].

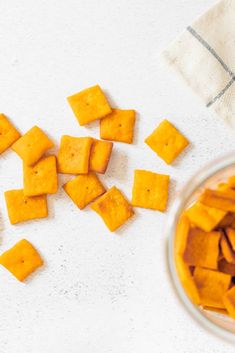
[[4, 189, 48, 224], [223, 286, 235, 318], [175, 213, 190, 256], [67, 85, 112, 126], [11, 126, 53, 166], [203, 306, 228, 316], [0, 239, 43, 281], [218, 258, 235, 276], [175, 214, 200, 305], [186, 202, 226, 232], [218, 213, 235, 228], [183, 228, 220, 270], [194, 267, 231, 308], [89, 139, 113, 174], [91, 186, 134, 232], [225, 227, 235, 251], [145, 119, 189, 164], [24, 155, 58, 196], [228, 176, 235, 189], [0, 113, 20, 154], [63, 172, 106, 210], [220, 234, 235, 264], [175, 254, 200, 305], [199, 189, 235, 212], [217, 183, 231, 191], [131, 170, 169, 211], [100, 109, 136, 144], [58, 135, 93, 174]]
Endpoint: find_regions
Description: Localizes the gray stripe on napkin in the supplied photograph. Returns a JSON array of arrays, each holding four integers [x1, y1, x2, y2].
[[206, 77, 235, 107], [187, 26, 234, 78], [187, 26, 235, 107]]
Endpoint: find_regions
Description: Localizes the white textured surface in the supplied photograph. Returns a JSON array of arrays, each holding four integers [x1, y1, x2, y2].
[[0, 0, 235, 352]]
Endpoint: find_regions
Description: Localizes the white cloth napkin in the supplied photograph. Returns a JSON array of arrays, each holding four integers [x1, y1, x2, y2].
[[161, 0, 235, 128]]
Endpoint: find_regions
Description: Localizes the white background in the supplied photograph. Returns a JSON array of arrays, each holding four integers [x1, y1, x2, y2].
[[0, 0, 235, 352]]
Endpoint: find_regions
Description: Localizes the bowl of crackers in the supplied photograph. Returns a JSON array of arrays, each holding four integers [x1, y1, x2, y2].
[[167, 152, 235, 340]]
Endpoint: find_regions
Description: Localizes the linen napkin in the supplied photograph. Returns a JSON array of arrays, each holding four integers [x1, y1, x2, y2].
[[161, 0, 235, 128]]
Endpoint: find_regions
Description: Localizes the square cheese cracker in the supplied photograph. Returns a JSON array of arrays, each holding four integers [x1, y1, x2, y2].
[[100, 109, 136, 144], [67, 85, 112, 126], [91, 186, 134, 232], [58, 135, 93, 174], [24, 155, 58, 196], [4, 189, 48, 224], [0, 114, 20, 154], [0, 239, 43, 281], [12, 126, 53, 166], [63, 172, 106, 209], [131, 170, 169, 211], [145, 119, 189, 164]]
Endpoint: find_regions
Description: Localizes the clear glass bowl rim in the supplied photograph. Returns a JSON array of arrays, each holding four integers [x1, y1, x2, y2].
[[167, 151, 235, 342]]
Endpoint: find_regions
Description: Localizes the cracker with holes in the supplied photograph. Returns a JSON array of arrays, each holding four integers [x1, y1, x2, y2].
[[145, 119, 189, 164], [89, 139, 113, 174], [63, 172, 106, 209], [67, 85, 112, 126], [58, 135, 93, 174], [91, 186, 134, 232], [131, 170, 169, 211], [0, 239, 43, 281], [24, 155, 58, 196], [0, 113, 21, 154], [4, 189, 48, 224], [100, 109, 136, 144], [12, 126, 54, 166], [193, 267, 231, 308], [183, 228, 221, 269]]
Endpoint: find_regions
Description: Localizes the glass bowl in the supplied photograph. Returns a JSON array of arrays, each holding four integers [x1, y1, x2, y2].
[[166, 152, 235, 341]]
